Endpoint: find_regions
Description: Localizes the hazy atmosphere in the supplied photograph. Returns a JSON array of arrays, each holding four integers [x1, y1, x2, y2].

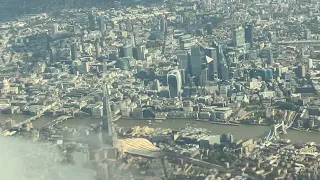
[[0, 137, 95, 180], [1, 0, 320, 179]]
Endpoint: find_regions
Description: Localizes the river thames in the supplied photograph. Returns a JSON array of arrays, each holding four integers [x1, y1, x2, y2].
[[4, 114, 320, 143]]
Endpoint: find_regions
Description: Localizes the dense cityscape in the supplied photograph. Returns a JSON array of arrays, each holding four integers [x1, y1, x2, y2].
[[1, 0, 320, 179]]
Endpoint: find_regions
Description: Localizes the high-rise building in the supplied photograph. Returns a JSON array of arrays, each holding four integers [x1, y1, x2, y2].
[[304, 29, 311, 40], [98, 16, 106, 32], [71, 43, 78, 61], [132, 47, 138, 60], [177, 50, 189, 72], [167, 70, 182, 98], [118, 44, 133, 58], [296, 65, 306, 78], [199, 68, 208, 86], [232, 27, 245, 47], [220, 63, 230, 80], [88, 13, 96, 30], [95, 40, 101, 59], [190, 45, 202, 77], [206, 22, 213, 35], [53, 24, 59, 34], [179, 69, 186, 85], [245, 24, 254, 47], [160, 15, 167, 33], [137, 45, 146, 60], [205, 47, 218, 81], [130, 34, 136, 48], [308, 59, 313, 70], [266, 48, 273, 65], [50, 47, 56, 62]]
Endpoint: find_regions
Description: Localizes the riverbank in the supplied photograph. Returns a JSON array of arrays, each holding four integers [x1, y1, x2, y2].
[[3, 114, 320, 143]]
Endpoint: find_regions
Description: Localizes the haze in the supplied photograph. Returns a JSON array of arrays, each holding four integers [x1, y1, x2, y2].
[[0, 136, 95, 180]]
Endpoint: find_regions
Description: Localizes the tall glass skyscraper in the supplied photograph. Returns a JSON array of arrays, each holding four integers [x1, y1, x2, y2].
[[205, 47, 218, 81], [245, 24, 254, 47], [167, 70, 182, 98], [232, 27, 245, 47], [190, 45, 202, 77]]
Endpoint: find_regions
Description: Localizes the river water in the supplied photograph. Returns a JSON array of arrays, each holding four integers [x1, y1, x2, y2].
[[4, 114, 320, 143]]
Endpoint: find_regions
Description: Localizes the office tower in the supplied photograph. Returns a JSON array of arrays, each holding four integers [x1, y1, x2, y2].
[[308, 59, 313, 70], [177, 50, 189, 73], [296, 65, 306, 78], [88, 13, 96, 30], [221, 133, 234, 144], [245, 24, 254, 47], [50, 47, 56, 62], [179, 69, 186, 85], [137, 45, 146, 60], [215, 44, 228, 80], [205, 47, 218, 81], [190, 45, 202, 76], [220, 63, 230, 80], [167, 70, 182, 98], [267, 32, 275, 42], [118, 44, 133, 58], [266, 48, 273, 65], [152, 79, 161, 92], [95, 40, 101, 59], [130, 34, 136, 48], [98, 16, 106, 32], [46, 34, 51, 51], [73, 25, 81, 35], [199, 68, 208, 87], [132, 47, 138, 59], [53, 24, 59, 34], [206, 22, 213, 35], [71, 43, 78, 61], [304, 29, 311, 40], [160, 15, 167, 33], [232, 27, 245, 47]]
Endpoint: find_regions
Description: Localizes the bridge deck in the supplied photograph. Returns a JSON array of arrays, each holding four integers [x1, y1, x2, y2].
[[40, 115, 72, 129]]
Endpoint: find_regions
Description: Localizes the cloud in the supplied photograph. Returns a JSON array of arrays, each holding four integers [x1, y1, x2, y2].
[[0, 136, 95, 180]]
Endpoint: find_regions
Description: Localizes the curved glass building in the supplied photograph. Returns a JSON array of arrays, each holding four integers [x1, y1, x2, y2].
[[167, 70, 182, 98]]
